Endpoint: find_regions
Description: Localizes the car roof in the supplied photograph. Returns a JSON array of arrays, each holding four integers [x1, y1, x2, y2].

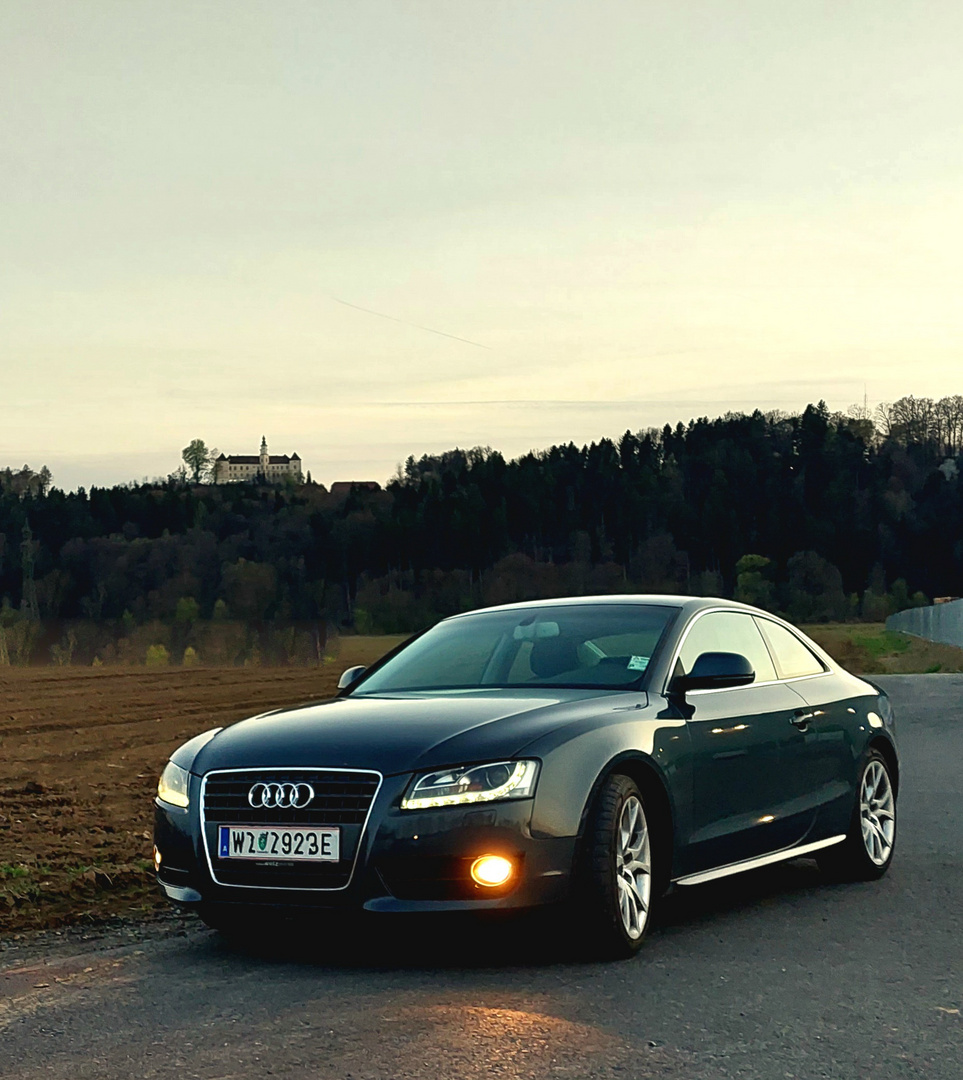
[[446, 595, 749, 620]]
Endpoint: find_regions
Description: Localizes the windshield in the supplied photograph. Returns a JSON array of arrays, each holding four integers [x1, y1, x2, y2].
[[351, 603, 678, 694]]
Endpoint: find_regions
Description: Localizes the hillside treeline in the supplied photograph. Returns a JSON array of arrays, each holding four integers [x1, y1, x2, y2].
[[2, 396, 962, 664]]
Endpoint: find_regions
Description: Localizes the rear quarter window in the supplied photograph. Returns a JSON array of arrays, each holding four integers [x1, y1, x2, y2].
[[755, 619, 825, 679]]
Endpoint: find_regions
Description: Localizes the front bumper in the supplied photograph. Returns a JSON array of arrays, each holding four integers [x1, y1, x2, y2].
[[154, 773, 576, 916]]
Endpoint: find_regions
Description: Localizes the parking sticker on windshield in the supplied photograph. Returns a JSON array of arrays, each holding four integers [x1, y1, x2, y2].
[[627, 655, 649, 671]]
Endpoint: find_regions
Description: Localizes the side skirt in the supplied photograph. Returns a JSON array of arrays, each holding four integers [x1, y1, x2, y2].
[[673, 834, 846, 887]]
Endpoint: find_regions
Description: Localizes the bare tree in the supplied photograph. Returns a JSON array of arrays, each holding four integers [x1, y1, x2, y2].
[[936, 395, 963, 455], [888, 396, 936, 447], [839, 405, 878, 447], [873, 402, 895, 441]]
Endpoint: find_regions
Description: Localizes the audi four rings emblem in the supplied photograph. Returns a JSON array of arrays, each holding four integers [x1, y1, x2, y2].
[[247, 782, 315, 809]]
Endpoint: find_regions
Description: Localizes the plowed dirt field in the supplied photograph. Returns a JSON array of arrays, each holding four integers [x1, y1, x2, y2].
[[0, 640, 403, 935]]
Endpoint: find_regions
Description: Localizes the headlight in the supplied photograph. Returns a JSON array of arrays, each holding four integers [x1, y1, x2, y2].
[[157, 761, 191, 809], [401, 760, 539, 810]]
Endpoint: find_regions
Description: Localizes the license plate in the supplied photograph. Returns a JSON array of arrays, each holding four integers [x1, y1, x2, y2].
[[218, 825, 340, 862]]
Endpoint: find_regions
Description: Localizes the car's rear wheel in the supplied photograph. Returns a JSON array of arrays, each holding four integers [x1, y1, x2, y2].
[[818, 749, 896, 881], [576, 773, 654, 958]]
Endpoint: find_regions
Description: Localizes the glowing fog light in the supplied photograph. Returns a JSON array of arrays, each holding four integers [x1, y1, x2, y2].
[[153, 846, 162, 872], [470, 855, 514, 887]]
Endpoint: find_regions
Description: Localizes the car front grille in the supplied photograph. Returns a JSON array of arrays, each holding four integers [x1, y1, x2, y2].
[[202, 769, 381, 890], [204, 770, 379, 825]]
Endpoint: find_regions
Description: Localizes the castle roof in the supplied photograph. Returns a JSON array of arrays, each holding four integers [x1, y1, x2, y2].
[[222, 454, 294, 464]]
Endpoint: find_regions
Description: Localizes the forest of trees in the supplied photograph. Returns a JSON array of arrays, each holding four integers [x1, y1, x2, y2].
[[2, 395, 962, 665]]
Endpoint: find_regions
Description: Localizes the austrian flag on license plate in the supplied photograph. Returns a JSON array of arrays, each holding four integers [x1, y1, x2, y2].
[[218, 825, 340, 862]]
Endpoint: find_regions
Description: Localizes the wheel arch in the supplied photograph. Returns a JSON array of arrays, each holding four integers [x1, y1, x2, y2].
[[868, 735, 899, 797], [576, 752, 676, 893]]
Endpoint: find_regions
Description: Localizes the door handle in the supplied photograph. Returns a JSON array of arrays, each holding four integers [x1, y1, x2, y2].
[[790, 709, 814, 729]]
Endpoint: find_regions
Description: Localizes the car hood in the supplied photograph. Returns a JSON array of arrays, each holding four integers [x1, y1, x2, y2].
[[190, 689, 643, 776]]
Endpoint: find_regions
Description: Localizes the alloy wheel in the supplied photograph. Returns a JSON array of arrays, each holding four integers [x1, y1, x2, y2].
[[615, 794, 652, 939], [860, 760, 895, 866]]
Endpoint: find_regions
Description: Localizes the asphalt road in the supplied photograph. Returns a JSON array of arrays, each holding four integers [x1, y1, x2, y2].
[[2, 675, 961, 1080]]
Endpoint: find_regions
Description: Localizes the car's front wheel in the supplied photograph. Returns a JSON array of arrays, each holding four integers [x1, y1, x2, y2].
[[818, 749, 896, 881], [577, 773, 654, 958]]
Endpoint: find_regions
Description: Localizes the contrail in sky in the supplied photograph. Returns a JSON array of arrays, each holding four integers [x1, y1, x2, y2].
[[327, 294, 491, 350]]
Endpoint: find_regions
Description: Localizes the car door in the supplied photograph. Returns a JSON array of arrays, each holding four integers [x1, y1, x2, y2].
[[755, 617, 857, 840], [674, 611, 813, 873]]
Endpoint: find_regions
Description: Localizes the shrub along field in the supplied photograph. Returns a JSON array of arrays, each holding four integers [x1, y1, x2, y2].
[[1, 627, 958, 936]]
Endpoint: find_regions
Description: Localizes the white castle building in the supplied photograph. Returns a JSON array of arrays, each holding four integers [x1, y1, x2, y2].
[[214, 437, 303, 483]]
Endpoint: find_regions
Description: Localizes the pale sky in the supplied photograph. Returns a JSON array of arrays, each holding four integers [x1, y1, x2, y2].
[[3, 1, 963, 490]]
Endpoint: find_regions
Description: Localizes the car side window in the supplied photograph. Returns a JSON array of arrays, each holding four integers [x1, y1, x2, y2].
[[676, 612, 777, 684], [755, 619, 825, 678]]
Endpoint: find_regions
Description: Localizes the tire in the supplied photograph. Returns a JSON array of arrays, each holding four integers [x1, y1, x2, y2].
[[817, 749, 896, 881], [575, 774, 655, 959]]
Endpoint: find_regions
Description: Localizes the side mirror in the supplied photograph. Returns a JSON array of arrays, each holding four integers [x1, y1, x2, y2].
[[672, 651, 755, 693], [337, 665, 367, 690]]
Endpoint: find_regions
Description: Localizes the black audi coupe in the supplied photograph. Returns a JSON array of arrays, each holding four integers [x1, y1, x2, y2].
[[153, 596, 898, 957]]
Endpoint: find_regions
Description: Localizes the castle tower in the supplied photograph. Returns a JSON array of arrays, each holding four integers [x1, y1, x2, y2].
[[259, 435, 269, 476]]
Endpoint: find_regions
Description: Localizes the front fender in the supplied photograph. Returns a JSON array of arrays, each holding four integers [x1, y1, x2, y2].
[[523, 713, 691, 845]]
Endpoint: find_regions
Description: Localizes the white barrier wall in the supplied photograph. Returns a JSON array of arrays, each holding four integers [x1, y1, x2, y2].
[[886, 598, 963, 648]]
